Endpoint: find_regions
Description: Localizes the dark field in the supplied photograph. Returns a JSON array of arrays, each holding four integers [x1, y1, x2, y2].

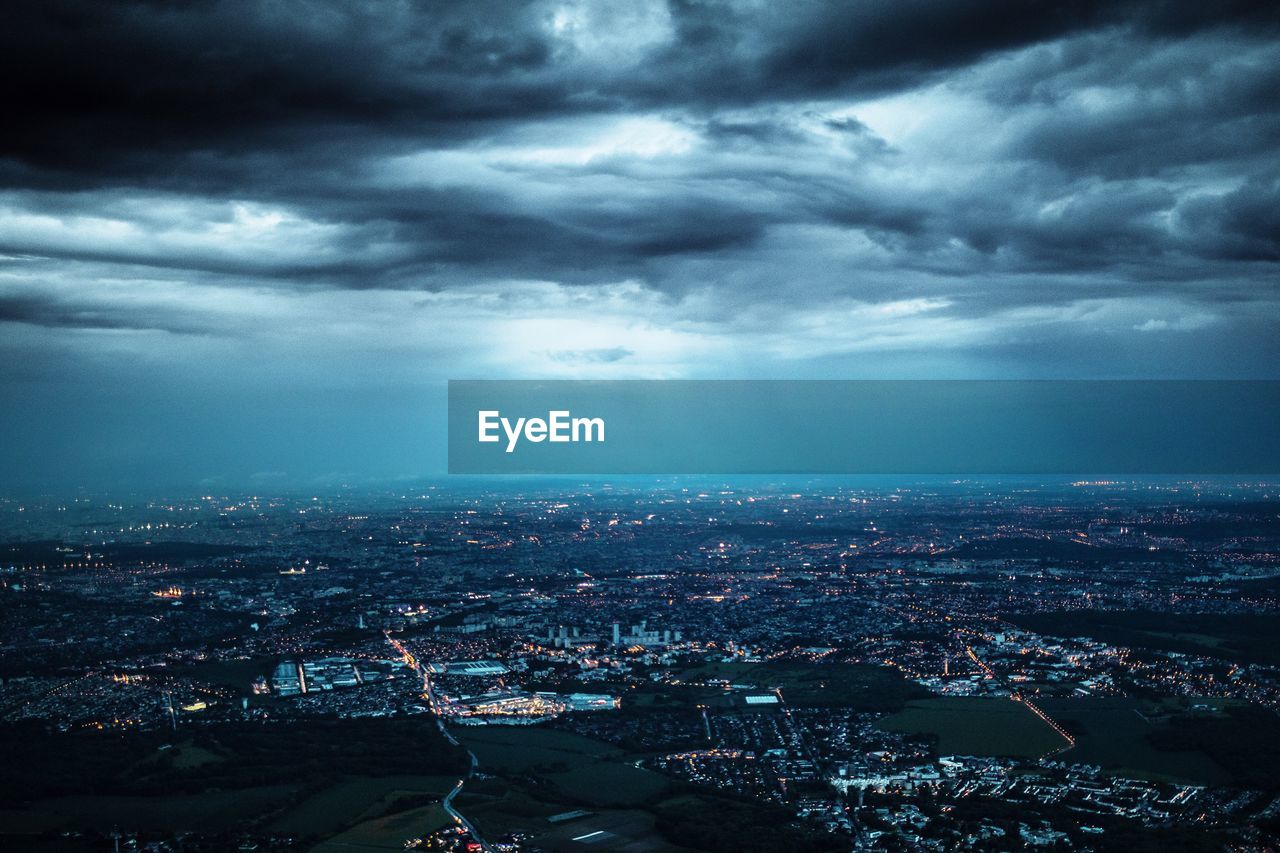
[[1040, 697, 1233, 785], [458, 726, 670, 807], [672, 661, 928, 711], [309, 803, 454, 852], [1011, 610, 1280, 667], [0, 718, 467, 850], [877, 697, 1065, 758]]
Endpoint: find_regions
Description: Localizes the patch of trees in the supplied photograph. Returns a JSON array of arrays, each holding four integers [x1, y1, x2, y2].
[[653, 794, 844, 853], [0, 716, 468, 804], [1147, 706, 1280, 790]]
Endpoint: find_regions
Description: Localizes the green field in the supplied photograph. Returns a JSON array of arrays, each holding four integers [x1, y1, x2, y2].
[[458, 726, 669, 807], [1009, 611, 1280, 667], [1041, 697, 1235, 785], [0, 836, 101, 853], [455, 788, 835, 853], [166, 743, 223, 769], [531, 808, 690, 852], [454, 786, 566, 837], [459, 726, 617, 770], [121, 738, 225, 776], [0, 716, 468, 845], [1, 773, 468, 844], [310, 803, 453, 852], [879, 695, 1256, 785], [651, 793, 845, 853], [0, 785, 298, 834], [878, 697, 1065, 757], [455, 789, 693, 853], [270, 774, 460, 837], [548, 761, 670, 806]]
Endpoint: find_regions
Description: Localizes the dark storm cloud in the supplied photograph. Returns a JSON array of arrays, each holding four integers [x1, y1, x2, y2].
[[2, 0, 561, 171], [0, 290, 209, 333], [5, 0, 1274, 172], [1175, 179, 1280, 262], [0, 0, 1093, 172], [992, 42, 1280, 179], [3, 0, 1277, 292]]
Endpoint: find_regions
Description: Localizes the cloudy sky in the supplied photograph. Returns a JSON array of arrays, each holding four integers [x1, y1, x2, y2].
[[3, 0, 1278, 491]]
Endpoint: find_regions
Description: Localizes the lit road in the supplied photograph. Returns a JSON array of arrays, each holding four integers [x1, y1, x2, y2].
[[438, 728, 490, 853], [385, 631, 491, 851], [965, 642, 1075, 758]]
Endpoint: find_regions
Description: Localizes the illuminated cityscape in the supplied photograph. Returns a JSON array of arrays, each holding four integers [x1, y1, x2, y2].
[[1, 480, 1278, 850]]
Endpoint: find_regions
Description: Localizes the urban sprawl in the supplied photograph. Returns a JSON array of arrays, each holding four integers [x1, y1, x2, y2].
[[1, 480, 1278, 852]]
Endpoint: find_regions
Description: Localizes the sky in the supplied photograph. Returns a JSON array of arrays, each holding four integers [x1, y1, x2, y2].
[[2, 0, 1279, 492]]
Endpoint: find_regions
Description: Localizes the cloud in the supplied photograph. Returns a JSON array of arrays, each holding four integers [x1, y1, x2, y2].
[[4, 3, 1277, 294], [1132, 313, 1215, 333], [547, 346, 635, 364], [0, 288, 211, 334], [1174, 178, 1280, 261], [3, 0, 1280, 488]]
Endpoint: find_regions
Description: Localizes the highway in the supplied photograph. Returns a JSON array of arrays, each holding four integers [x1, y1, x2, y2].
[[438, 723, 490, 853], [965, 641, 1076, 758], [385, 631, 491, 851]]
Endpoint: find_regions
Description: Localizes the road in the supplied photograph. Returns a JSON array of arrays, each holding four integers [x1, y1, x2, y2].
[[438, 727, 490, 852], [965, 641, 1075, 758], [385, 631, 491, 851]]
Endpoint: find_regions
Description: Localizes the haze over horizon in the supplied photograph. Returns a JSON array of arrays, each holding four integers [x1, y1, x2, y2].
[[3, 1, 1279, 491]]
